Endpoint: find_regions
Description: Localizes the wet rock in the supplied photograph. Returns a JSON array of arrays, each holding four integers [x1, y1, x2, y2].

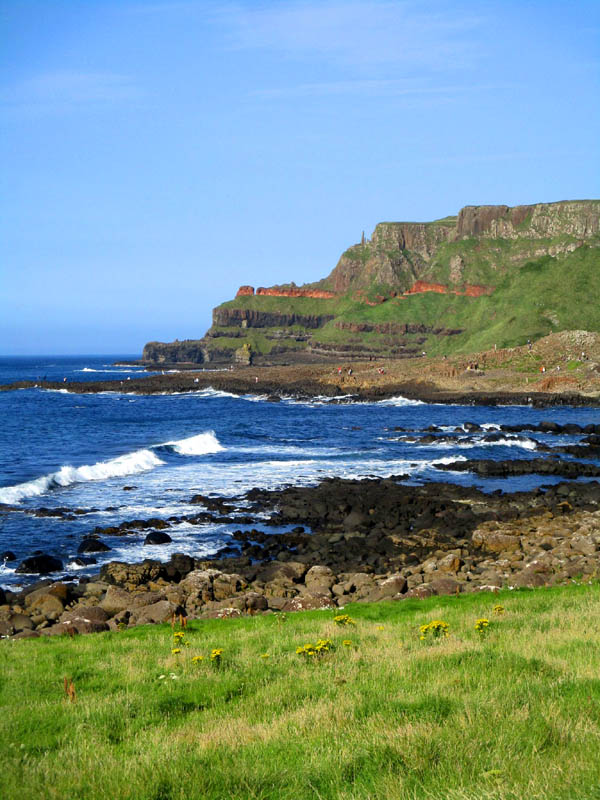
[[15, 554, 63, 574], [144, 531, 173, 545], [78, 538, 111, 554], [2, 551, 16, 562], [69, 556, 98, 567]]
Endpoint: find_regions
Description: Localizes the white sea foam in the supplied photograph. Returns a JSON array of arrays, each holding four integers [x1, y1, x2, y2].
[[426, 436, 538, 451], [0, 449, 164, 505], [374, 395, 425, 407], [163, 431, 224, 456], [78, 367, 143, 374]]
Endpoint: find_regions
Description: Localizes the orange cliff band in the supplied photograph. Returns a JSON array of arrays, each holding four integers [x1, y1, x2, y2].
[[403, 281, 493, 297], [235, 286, 337, 299], [235, 283, 492, 301]]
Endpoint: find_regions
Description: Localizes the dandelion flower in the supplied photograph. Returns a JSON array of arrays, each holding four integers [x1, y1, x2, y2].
[[171, 648, 181, 655]]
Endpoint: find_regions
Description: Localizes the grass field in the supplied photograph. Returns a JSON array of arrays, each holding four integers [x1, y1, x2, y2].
[[3, 583, 600, 799]]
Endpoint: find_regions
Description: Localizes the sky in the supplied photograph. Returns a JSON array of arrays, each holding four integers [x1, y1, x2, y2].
[[1, 0, 599, 355]]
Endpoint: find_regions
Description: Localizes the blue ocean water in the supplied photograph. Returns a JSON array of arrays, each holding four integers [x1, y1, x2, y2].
[[1, 355, 598, 588]]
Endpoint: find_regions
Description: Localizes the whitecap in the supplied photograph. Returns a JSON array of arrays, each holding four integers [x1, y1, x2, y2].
[[0, 449, 164, 505], [162, 431, 224, 456]]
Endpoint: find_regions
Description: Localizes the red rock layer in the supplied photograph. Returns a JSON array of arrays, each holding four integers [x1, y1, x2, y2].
[[255, 287, 337, 299]]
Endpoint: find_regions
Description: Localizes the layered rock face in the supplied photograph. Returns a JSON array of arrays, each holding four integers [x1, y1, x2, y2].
[[142, 200, 600, 365], [143, 340, 208, 364], [213, 308, 334, 329], [327, 200, 600, 294]]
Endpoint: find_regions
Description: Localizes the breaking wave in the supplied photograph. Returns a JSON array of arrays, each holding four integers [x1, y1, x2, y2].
[[161, 431, 224, 456], [0, 449, 164, 505], [0, 429, 226, 504]]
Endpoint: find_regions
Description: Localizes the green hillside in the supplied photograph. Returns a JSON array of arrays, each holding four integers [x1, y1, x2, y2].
[[142, 201, 600, 364]]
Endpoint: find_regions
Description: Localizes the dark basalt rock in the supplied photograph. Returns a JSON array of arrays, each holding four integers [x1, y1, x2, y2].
[[70, 556, 98, 567], [144, 531, 173, 545], [78, 538, 111, 554], [15, 554, 63, 574], [2, 551, 16, 562], [436, 458, 600, 478]]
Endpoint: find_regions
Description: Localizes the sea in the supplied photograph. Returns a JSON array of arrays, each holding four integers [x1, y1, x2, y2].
[[1, 355, 599, 589]]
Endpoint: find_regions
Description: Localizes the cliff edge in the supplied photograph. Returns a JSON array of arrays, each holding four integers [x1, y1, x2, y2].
[[143, 200, 600, 366]]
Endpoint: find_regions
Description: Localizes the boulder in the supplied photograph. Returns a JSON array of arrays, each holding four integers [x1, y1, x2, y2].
[[61, 605, 110, 624], [144, 531, 173, 545], [78, 538, 111, 554], [304, 565, 336, 595], [167, 553, 195, 576], [343, 511, 368, 531], [15, 554, 63, 574], [571, 536, 596, 556], [100, 560, 163, 587], [404, 584, 436, 599], [243, 592, 269, 612], [374, 573, 408, 599], [511, 569, 547, 588], [28, 593, 64, 621], [100, 585, 133, 616], [212, 573, 246, 601], [13, 629, 40, 639], [430, 576, 461, 596], [472, 531, 521, 553], [179, 569, 221, 609], [130, 600, 180, 625], [437, 553, 462, 573], [255, 561, 307, 583], [282, 594, 335, 612]]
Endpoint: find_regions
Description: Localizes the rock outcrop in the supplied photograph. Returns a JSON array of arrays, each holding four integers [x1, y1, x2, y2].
[[142, 200, 600, 366]]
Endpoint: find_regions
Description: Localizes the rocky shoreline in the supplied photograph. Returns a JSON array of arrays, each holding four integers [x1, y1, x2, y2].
[[1, 370, 599, 407], [2, 469, 600, 639]]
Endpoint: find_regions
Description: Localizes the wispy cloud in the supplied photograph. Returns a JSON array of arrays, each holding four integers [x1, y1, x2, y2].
[[0, 71, 142, 116], [213, 1, 484, 70]]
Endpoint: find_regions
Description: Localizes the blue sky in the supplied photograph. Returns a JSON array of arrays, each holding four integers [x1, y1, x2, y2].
[[1, 0, 598, 355]]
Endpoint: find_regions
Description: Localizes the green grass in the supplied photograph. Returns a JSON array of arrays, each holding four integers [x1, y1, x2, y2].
[[3, 583, 600, 799]]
